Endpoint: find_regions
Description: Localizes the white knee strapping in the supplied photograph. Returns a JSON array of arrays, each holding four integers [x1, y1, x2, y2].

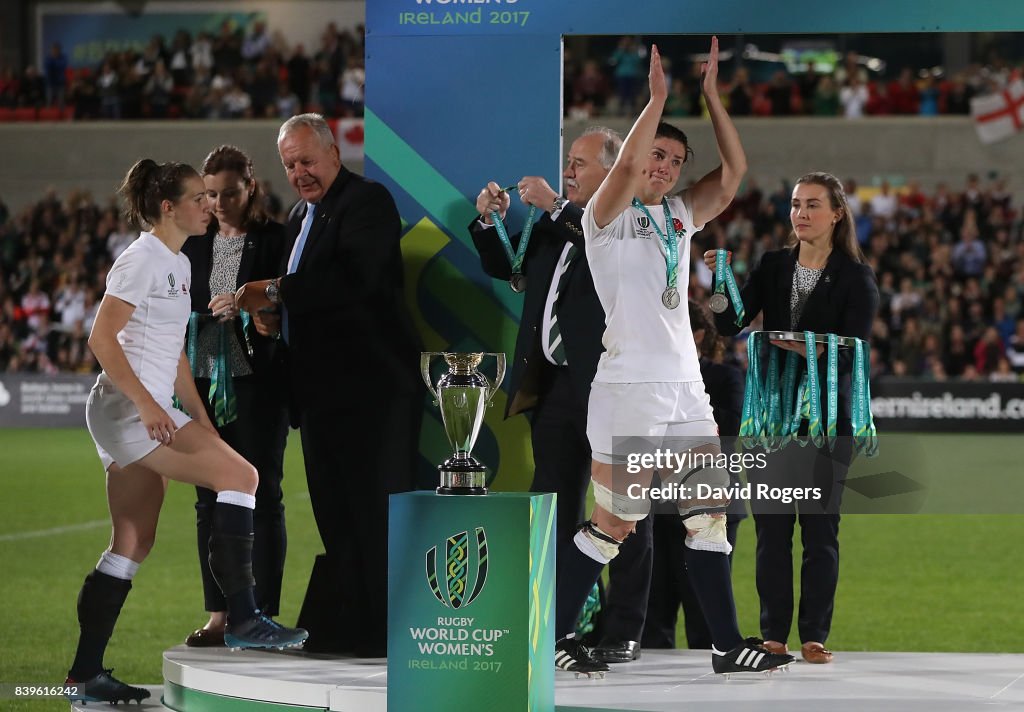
[[574, 522, 623, 563], [593, 480, 650, 522], [217, 490, 256, 509], [667, 465, 732, 519], [96, 550, 141, 581], [683, 513, 733, 555]]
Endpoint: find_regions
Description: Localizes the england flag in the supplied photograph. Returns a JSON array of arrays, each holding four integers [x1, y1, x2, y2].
[[970, 79, 1024, 144]]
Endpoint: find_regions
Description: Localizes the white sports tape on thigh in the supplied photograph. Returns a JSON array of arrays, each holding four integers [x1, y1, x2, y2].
[[683, 513, 733, 555], [573, 521, 623, 563], [593, 479, 650, 522]]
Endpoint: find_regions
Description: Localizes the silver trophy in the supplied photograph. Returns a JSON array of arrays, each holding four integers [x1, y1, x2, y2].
[[421, 352, 507, 495]]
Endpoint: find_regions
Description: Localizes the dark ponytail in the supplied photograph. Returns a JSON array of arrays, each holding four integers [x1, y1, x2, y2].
[[118, 158, 199, 229]]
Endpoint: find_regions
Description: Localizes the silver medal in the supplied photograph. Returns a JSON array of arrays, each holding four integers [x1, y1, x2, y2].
[[709, 292, 729, 314], [662, 287, 680, 310], [509, 273, 526, 293]]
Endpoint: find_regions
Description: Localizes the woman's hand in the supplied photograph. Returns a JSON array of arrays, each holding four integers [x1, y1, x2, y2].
[[649, 44, 667, 102], [209, 293, 239, 322], [702, 249, 731, 271], [701, 36, 720, 97], [137, 398, 177, 445]]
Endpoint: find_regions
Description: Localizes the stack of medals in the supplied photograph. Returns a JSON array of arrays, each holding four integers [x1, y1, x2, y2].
[[740, 331, 878, 456]]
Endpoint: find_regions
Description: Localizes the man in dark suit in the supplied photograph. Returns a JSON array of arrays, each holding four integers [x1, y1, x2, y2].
[[236, 113, 422, 657], [470, 128, 652, 669]]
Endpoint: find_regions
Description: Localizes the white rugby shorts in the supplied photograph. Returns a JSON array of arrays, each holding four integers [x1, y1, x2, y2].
[[86, 384, 193, 471], [587, 381, 717, 464]]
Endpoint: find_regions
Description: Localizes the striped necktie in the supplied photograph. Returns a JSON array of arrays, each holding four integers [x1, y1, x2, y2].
[[547, 245, 577, 366]]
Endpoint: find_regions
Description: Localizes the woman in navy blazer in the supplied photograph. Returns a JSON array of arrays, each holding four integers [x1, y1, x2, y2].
[[181, 145, 289, 647], [706, 171, 879, 664]]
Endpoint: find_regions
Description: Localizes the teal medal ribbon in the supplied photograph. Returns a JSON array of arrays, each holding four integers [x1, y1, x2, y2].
[[743, 331, 868, 455], [826, 333, 839, 451], [778, 349, 801, 448], [803, 331, 825, 448], [182, 311, 248, 427], [764, 346, 782, 450], [490, 205, 538, 292], [631, 197, 681, 309], [852, 338, 878, 456], [740, 332, 765, 446], [710, 249, 746, 326]]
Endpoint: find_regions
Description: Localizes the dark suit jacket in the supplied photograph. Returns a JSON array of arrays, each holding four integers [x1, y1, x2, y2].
[[470, 204, 606, 417], [700, 357, 748, 520], [713, 246, 879, 434], [279, 167, 422, 417], [182, 219, 287, 381]]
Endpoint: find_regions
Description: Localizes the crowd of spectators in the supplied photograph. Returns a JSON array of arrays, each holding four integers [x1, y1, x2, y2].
[[564, 37, 1022, 120], [683, 173, 1024, 383], [3, 28, 1019, 124], [0, 19, 365, 120], [0, 183, 286, 374], [2, 174, 1022, 382]]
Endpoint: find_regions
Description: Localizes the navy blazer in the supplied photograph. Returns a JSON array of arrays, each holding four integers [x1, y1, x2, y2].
[[182, 219, 287, 380], [278, 167, 422, 415], [470, 204, 606, 417], [713, 245, 879, 434]]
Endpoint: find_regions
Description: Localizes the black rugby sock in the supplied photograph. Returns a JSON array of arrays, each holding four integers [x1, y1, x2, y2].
[[555, 537, 607, 640], [210, 502, 258, 624], [69, 570, 132, 681], [683, 547, 743, 651]]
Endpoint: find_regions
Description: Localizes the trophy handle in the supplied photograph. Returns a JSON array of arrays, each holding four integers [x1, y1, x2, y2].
[[481, 352, 507, 406], [420, 352, 443, 404]]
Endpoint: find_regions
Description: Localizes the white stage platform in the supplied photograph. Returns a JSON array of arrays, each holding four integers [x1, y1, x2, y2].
[[67, 646, 1020, 712]]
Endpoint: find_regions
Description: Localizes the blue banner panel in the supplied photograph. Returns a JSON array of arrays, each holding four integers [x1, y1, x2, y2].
[[368, 0, 1024, 37], [41, 11, 265, 69]]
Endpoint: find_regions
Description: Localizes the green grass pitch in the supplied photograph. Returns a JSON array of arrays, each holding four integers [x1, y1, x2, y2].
[[1, 429, 1022, 711]]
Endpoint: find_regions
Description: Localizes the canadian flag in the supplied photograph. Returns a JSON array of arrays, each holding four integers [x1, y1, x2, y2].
[[326, 118, 365, 162], [970, 79, 1024, 144]]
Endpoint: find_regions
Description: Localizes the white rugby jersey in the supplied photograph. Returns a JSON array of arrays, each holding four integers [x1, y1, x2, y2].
[[583, 193, 704, 384], [96, 232, 191, 406]]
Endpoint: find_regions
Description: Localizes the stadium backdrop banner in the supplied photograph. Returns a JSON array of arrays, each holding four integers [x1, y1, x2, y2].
[[364, 0, 1024, 492], [40, 12, 266, 69]]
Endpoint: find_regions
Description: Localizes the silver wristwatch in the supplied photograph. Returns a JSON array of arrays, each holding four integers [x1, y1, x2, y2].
[[265, 278, 281, 305], [551, 196, 568, 214]]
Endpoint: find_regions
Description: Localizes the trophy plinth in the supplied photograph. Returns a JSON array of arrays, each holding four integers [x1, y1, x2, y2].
[[421, 352, 507, 496]]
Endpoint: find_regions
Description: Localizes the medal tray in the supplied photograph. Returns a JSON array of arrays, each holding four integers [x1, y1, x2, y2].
[[762, 330, 858, 349]]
